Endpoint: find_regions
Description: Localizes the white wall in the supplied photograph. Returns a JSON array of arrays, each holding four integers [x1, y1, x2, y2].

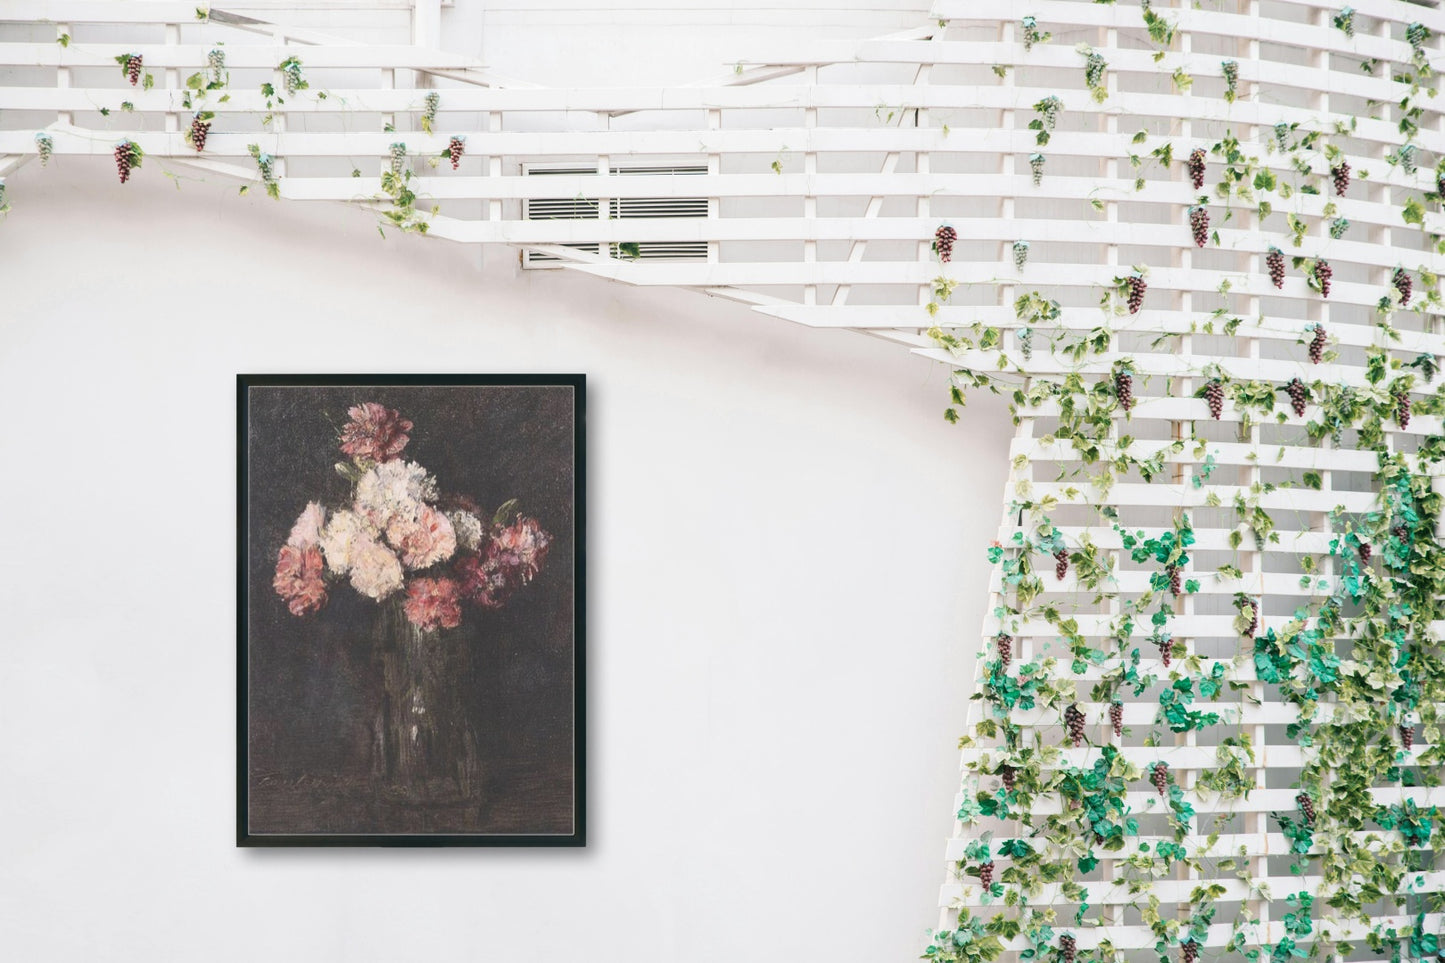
[[0, 159, 1009, 961]]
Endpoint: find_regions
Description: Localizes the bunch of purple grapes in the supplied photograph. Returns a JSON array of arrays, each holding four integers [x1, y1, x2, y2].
[[1167, 564, 1182, 596], [1285, 377, 1308, 417], [1402, 724, 1415, 750], [189, 115, 210, 153], [1114, 369, 1134, 411], [114, 141, 136, 183], [978, 860, 995, 889], [934, 224, 957, 263], [1331, 160, 1350, 196], [1182, 941, 1199, 963], [1205, 380, 1224, 420], [1359, 542, 1372, 565], [125, 54, 143, 86], [1054, 549, 1070, 580], [999, 764, 1017, 792], [1266, 246, 1286, 289], [1126, 275, 1146, 313], [1187, 148, 1206, 189], [1314, 259, 1332, 298], [1396, 388, 1411, 429], [1308, 325, 1327, 364], [1242, 599, 1259, 637], [1394, 267, 1413, 306], [1296, 792, 1316, 826], [1109, 701, 1123, 738], [1189, 206, 1210, 247], [1151, 762, 1169, 795], [1064, 704, 1086, 747], [1157, 638, 1173, 667], [1059, 935, 1077, 963], [996, 632, 1013, 668], [447, 136, 465, 170]]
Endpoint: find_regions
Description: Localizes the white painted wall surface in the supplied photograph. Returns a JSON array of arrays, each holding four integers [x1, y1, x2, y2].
[[0, 159, 1008, 961]]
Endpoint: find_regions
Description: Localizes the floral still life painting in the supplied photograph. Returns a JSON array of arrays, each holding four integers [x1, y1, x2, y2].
[[238, 375, 584, 846]]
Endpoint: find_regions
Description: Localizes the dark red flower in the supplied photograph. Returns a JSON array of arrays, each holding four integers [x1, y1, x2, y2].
[[273, 544, 328, 616], [455, 515, 552, 611], [441, 492, 482, 515], [339, 402, 412, 463], [403, 577, 462, 631], [455, 553, 512, 609]]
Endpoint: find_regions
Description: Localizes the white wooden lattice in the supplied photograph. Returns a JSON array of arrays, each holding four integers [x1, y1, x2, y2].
[[2, 1, 1445, 958]]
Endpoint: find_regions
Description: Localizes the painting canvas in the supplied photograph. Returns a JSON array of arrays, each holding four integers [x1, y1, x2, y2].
[[237, 375, 584, 846]]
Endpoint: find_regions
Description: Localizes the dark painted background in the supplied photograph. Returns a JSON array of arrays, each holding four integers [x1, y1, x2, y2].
[[245, 384, 576, 835]]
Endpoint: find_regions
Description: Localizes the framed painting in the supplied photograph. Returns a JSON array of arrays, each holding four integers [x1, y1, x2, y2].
[[237, 374, 585, 846]]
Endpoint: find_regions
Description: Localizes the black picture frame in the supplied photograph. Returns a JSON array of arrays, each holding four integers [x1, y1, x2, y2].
[[237, 374, 586, 847]]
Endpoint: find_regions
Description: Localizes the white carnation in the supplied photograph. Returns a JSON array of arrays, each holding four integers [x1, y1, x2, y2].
[[447, 510, 484, 553], [287, 501, 326, 549], [349, 538, 405, 600], [355, 460, 437, 530], [318, 509, 377, 575]]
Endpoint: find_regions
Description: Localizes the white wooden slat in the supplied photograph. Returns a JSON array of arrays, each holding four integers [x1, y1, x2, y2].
[[473, 257, 1445, 314], [927, 916, 1445, 951], [0, 42, 487, 69], [0, 69, 1430, 120], [960, 785, 1445, 816], [945, 873, 1445, 907], [764, 305, 1445, 350], [994, 567, 1377, 597], [960, 392, 1444, 430], [997, 701, 1441, 729], [943, 831, 1436, 862], [957, 744, 1433, 771], [918, 349, 1443, 397], [935, 0, 1440, 60], [1, 1, 216, 22]]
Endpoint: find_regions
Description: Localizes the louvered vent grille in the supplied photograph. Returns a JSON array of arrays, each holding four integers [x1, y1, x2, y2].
[[524, 165, 708, 266]]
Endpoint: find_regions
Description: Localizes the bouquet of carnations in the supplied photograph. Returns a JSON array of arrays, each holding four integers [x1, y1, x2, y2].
[[273, 402, 551, 630]]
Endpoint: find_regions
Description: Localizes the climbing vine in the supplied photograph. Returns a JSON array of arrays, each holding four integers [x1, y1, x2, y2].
[[926, 7, 1445, 963]]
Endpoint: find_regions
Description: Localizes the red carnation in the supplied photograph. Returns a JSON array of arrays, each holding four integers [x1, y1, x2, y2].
[[339, 402, 412, 464], [454, 515, 552, 610], [273, 544, 328, 616], [403, 577, 462, 631], [455, 553, 511, 609]]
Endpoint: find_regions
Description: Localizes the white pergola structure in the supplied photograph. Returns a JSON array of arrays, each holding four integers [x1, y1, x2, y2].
[[4, 0, 1445, 958]]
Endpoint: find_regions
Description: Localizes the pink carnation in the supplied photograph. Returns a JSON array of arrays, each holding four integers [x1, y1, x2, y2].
[[339, 402, 412, 464], [490, 515, 552, 585], [403, 577, 462, 631], [386, 504, 457, 570], [274, 544, 328, 616]]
